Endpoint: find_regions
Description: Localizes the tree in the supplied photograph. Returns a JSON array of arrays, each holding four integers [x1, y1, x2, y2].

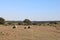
[[23, 19, 32, 25], [0, 17, 5, 24]]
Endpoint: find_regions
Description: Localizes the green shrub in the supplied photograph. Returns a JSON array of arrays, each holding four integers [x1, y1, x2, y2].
[[23, 19, 32, 25], [0, 17, 5, 24]]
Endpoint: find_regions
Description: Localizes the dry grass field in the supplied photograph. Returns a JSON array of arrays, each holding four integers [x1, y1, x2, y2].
[[0, 25, 60, 40]]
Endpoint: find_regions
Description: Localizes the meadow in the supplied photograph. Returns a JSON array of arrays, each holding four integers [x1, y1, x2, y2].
[[0, 24, 60, 40]]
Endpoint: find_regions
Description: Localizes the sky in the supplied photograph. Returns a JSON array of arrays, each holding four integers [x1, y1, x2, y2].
[[0, 0, 60, 21]]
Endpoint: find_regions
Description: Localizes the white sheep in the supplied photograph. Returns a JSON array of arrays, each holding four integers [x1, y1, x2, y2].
[[13, 25, 17, 29]]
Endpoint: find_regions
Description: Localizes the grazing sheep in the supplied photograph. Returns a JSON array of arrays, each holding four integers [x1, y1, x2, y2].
[[24, 27, 26, 29], [13, 25, 17, 29], [28, 26, 31, 29]]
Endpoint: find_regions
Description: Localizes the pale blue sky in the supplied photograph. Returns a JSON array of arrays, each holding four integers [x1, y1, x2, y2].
[[0, 0, 60, 21]]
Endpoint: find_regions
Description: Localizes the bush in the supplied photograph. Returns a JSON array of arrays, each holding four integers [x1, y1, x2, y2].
[[0, 17, 5, 24], [32, 23, 37, 25], [54, 22, 58, 24], [8, 22, 12, 25], [23, 19, 32, 25], [18, 22, 22, 25]]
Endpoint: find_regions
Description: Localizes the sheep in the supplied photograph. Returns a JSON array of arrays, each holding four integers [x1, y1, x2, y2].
[[28, 26, 31, 29], [12, 25, 17, 29], [24, 27, 26, 29], [24, 26, 31, 29]]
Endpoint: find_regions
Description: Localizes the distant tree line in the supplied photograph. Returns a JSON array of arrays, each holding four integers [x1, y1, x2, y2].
[[0, 17, 59, 25]]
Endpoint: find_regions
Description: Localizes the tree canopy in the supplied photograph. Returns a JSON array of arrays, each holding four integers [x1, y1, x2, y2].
[[0, 17, 5, 24], [23, 19, 32, 25]]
